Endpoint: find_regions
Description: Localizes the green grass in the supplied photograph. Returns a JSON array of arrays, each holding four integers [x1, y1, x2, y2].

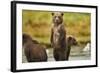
[[22, 10, 91, 48]]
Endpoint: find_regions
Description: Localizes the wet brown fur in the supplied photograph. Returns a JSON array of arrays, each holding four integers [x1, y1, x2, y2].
[[23, 34, 48, 62]]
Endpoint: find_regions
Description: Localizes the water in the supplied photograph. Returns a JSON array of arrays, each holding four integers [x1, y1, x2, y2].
[[46, 47, 91, 61], [22, 46, 91, 63]]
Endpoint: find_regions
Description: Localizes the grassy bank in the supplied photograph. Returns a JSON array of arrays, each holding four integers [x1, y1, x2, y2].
[[22, 10, 91, 48]]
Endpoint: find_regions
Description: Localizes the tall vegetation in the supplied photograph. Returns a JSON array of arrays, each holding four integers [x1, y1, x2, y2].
[[22, 10, 91, 48]]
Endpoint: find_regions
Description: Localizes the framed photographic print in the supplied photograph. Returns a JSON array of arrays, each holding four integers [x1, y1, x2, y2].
[[11, 1, 98, 72]]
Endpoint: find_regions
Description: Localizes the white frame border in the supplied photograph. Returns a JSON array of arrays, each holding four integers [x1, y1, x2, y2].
[[16, 3, 97, 70]]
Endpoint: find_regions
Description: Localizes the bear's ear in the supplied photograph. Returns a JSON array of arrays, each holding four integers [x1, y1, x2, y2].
[[61, 12, 63, 16], [67, 36, 73, 42], [52, 12, 54, 16]]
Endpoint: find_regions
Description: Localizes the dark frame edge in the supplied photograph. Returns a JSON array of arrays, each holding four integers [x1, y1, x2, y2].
[[96, 6, 98, 67], [13, 65, 97, 72], [10, 1, 98, 72], [11, 1, 97, 8], [11, 1, 16, 72]]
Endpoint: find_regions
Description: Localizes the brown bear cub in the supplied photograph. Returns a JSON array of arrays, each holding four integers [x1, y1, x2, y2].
[[23, 34, 48, 62], [51, 12, 67, 61], [66, 36, 77, 60]]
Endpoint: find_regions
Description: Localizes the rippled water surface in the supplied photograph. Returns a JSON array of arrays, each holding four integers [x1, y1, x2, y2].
[[22, 46, 91, 63]]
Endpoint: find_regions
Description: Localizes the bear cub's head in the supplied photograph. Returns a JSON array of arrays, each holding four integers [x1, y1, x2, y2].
[[52, 12, 64, 25]]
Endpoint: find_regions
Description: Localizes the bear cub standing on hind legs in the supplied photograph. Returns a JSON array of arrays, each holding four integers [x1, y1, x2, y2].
[[51, 12, 67, 61]]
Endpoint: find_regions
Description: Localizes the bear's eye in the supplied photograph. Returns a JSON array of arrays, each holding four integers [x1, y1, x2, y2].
[[54, 16, 57, 18], [58, 16, 61, 19], [54, 16, 61, 19]]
